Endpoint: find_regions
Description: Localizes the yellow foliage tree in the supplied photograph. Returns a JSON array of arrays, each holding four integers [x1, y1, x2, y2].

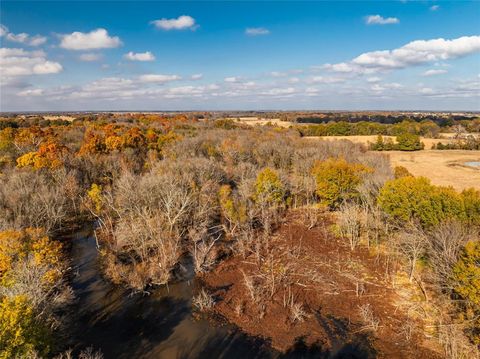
[[254, 168, 285, 205], [311, 158, 371, 208], [105, 135, 123, 152], [15, 151, 37, 168], [0, 295, 51, 359], [16, 141, 67, 170], [218, 185, 247, 232], [0, 229, 62, 286], [87, 183, 103, 213]]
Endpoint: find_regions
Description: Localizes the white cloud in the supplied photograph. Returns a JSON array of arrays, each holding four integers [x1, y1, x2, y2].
[[151, 15, 196, 30], [260, 87, 295, 96], [430, 5, 440, 11], [82, 77, 134, 93], [365, 15, 400, 25], [366, 76, 381, 83], [310, 76, 345, 84], [371, 83, 403, 92], [420, 87, 434, 95], [0, 25, 47, 46], [224, 76, 240, 83], [325, 36, 480, 74], [0, 25, 7, 37], [288, 77, 300, 84], [59, 28, 122, 50], [245, 27, 270, 36], [17, 88, 44, 97], [270, 71, 287, 77], [322, 62, 355, 73], [191, 73, 203, 80], [423, 69, 447, 76], [33, 61, 63, 74], [138, 74, 181, 83], [416, 78, 480, 99], [79, 53, 103, 62], [124, 51, 155, 61], [0, 48, 63, 77], [305, 87, 319, 95]]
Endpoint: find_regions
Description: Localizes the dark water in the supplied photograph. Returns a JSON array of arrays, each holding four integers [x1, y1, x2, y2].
[[68, 229, 374, 359]]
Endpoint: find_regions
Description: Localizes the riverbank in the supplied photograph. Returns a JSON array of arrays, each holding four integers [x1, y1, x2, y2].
[[202, 211, 442, 358]]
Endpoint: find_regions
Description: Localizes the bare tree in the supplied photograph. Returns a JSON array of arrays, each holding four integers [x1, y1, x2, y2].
[[395, 222, 428, 282], [338, 202, 363, 250], [427, 220, 473, 291]]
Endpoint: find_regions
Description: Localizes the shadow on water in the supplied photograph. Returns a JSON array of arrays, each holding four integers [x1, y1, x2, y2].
[[67, 228, 376, 359]]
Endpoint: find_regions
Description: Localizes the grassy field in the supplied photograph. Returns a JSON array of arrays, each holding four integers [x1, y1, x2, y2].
[[314, 136, 480, 190], [230, 117, 294, 128], [387, 150, 480, 190]]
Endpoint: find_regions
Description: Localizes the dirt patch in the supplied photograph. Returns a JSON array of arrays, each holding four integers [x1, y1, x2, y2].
[[201, 212, 442, 358]]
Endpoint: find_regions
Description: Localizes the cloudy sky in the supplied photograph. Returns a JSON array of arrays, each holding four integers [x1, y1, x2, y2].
[[1, 1, 479, 111]]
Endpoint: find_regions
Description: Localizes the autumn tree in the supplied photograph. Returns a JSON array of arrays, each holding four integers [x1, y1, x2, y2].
[[452, 241, 480, 307], [218, 184, 247, 235], [461, 188, 480, 225], [78, 129, 106, 155], [254, 168, 285, 205], [16, 141, 68, 170], [311, 158, 371, 208], [0, 228, 62, 285]]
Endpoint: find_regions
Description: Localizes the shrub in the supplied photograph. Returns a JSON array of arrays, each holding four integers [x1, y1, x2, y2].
[[396, 133, 424, 151], [369, 135, 394, 151], [394, 166, 413, 179], [214, 119, 237, 130], [311, 158, 371, 208]]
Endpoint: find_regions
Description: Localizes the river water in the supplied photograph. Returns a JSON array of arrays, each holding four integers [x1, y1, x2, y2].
[[67, 228, 373, 359]]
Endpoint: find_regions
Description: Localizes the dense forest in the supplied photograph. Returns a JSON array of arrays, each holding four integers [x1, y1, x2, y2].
[[0, 114, 479, 358]]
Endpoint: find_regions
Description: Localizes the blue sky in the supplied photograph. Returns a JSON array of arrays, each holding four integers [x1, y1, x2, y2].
[[1, 1, 479, 111]]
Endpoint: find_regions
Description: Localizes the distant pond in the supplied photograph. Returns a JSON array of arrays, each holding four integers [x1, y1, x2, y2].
[[464, 161, 480, 168]]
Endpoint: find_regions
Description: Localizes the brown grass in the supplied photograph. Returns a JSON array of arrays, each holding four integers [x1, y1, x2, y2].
[[387, 150, 480, 190], [228, 117, 294, 128]]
